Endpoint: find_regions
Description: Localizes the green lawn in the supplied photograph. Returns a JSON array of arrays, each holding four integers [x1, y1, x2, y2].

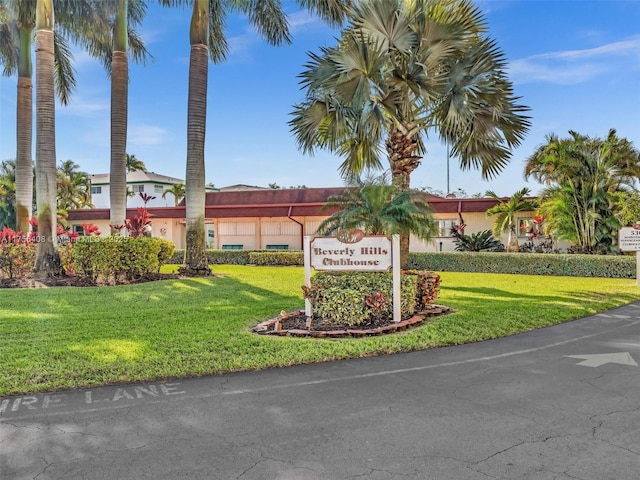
[[2, 265, 640, 396]]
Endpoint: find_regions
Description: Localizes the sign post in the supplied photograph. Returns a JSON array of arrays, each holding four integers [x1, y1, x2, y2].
[[304, 233, 401, 322], [618, 226, 640, 286]]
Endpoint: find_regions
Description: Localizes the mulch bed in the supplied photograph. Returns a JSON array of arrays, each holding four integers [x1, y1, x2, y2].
[[253, 305, 451, 338]]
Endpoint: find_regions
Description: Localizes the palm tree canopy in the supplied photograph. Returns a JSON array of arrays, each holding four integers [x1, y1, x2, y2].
[[160, 0, 345, 62], [485, 187, 538, 237], [290, 0, 530, 185], [125, 153, 146, 172], [56, 159, 93, 210], [524, 129, 640, 252], [318, 174, 438, 240], [162, 182, 186, 206]]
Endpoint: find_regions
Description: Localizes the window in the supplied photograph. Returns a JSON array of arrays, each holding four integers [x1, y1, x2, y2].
[[72, 225, 85, 236], [437, 219, 459, 237], [154, 185, 164, 194], [91, 186, 102, 195], [132, 184, 145, 193]]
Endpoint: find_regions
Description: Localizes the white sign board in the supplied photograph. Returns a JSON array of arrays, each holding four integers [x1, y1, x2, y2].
[[619, 227, 640, 251], [310, 235, 392, 271]]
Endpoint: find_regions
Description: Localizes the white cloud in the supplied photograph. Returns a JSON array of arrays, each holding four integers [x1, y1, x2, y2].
[[508, 36, 640, 85], [59, 97, 109, 117], [129, 125, 169, 146]]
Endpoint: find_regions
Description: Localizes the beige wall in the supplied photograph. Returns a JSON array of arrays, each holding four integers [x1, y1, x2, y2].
[[69, 210, 571, 252]]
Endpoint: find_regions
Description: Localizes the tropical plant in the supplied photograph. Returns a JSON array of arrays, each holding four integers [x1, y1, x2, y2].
[[453, 230, 502, 252], [162, 0, 345, 275], [0, 0, 99, 235], [162, 183, 185, 206], [485, 188, 538, 252], [126, 152, 146, 173], [525, 129, 640, 253], [0, 160, 17, 229], [56, 159, 93, 211], [290, 0, 530, 263], [317, 174, 438, 267]]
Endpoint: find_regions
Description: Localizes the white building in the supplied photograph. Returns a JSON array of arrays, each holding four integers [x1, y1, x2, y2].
[[90, 171, 215, 208]]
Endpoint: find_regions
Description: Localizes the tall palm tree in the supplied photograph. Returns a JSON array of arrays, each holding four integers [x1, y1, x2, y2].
[[126, 152, 146, 172], [485, 187, 538, 252], [164, 0, 345, 275], [162, 183, 185, 206], [56, 159, 93, 211], [525, 129, 640, 253], [318, 174, 438, 261], [290, 0, 530, 263], [0, 1, 83, 235], [33, 0, 61, 274]]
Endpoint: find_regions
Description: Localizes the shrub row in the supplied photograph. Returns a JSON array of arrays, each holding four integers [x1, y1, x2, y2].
[[167, 249, 304, 266], [168, 249, 634, 279], [408, 251, 635, 278], [303, 271, 440, 326]]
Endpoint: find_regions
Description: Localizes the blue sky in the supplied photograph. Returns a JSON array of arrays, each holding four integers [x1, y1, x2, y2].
[[1, 0, 639, 196]]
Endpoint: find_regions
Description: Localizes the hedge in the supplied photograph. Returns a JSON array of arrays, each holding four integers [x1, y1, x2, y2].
[[167, 249, 635, 278], [168, 249, 303, 266], [408, 251, 635, 278]]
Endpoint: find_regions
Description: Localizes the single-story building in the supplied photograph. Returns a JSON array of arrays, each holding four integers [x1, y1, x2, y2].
[[67, 187, 557, 252]]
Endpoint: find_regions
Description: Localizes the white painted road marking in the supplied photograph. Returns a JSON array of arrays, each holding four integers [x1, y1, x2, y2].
[[565, 352, 638, 368]]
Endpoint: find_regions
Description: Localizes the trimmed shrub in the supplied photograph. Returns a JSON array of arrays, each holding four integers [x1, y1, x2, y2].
[[168, 249, 304, 266], [409, 251, 635, 278], [66, 237, 166, 283], [249, 251, 303, 266], [0, 242, 36, 279], [304, 271, 433, 326]]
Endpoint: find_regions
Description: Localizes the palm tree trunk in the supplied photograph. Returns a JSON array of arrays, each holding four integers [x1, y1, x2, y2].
[[386, 128, 421, 268], [181, 0, 210, 275], [110, 0, 128, 234], [15, 26, 34, 235], [34, 0, 62, 276]]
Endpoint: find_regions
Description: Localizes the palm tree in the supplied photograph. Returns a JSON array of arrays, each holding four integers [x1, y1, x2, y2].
[[32, 0, 62, 274], [318, 174, 438, 266], [0, 1, 87, 235], [162, 183, 185, 206], [525, 129, 640, 253], [56, 160, 93, 211], [165, 0, 345, 275], [290, 0, 530, 263], [126, 152, 146, 173], [485, 188, 538, 252]]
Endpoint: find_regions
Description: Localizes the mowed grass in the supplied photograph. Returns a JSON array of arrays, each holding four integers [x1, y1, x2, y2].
[[2, 265, 640, 396]]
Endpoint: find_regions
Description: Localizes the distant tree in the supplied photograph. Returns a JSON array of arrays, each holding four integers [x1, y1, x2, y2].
[[162, 183, 185, 206], [0, 160, 17, 229], [485, 188, 538, 252], [268, 183, 281, 189], [125, 153, 146, 173], [56, 159, 93, 210]]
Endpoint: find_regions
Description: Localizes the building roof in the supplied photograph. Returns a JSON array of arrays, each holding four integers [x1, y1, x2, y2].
[[68, 187, 531, 222], [90, 171, 184, 186]]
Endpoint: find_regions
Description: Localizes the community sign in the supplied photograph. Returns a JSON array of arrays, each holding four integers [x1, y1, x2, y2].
[[619, 225, 640, 252], [309, 234, 392, 271]]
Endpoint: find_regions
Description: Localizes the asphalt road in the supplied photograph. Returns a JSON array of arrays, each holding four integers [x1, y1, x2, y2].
[[2, 302, 640, 480]]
